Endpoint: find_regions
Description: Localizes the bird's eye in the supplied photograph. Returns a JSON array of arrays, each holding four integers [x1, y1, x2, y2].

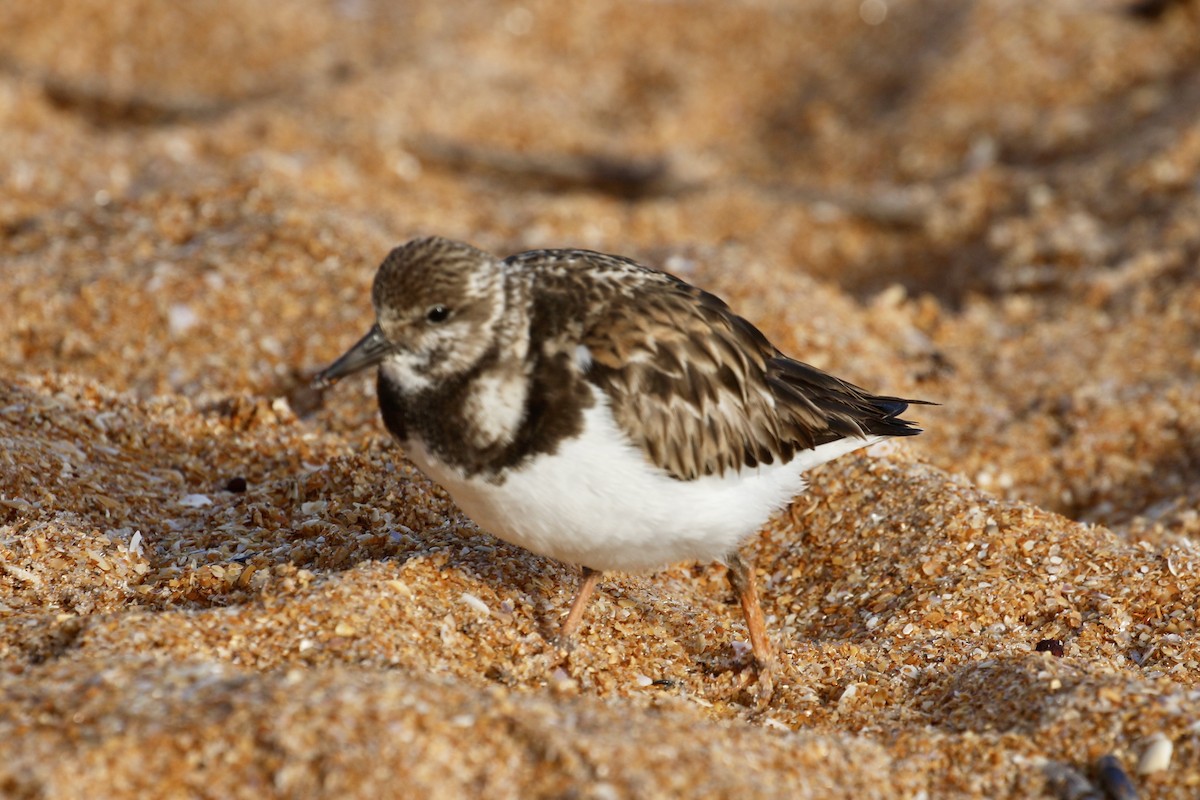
[[425, 305, 451, 323]]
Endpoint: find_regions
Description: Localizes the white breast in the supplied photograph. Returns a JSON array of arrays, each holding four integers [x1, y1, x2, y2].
[[402, 386, 880, 572]]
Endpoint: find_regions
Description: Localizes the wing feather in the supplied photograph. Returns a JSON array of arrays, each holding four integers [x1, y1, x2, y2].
[[522, 252, 926, 481]]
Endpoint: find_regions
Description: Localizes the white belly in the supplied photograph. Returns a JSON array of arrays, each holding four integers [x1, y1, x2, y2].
[[402, 388, 879, 572]]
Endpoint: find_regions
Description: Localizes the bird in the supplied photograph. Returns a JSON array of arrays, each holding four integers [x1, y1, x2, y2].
[[314, 236, 928, 702]]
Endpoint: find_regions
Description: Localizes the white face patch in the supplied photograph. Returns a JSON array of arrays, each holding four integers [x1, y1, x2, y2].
[[462, 370, 527, 449], [381, 353, 434, 394]]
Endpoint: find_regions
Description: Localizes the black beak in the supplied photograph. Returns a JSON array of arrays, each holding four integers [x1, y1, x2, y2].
[[313, 324, 390, 388]]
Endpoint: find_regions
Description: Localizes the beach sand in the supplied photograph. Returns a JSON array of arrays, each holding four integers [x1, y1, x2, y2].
[[2, 1, 1198, 796]]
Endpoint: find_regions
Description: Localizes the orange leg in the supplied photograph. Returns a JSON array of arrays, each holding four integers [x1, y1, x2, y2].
[[558, 566, 602, 647], [726, 551, 776, 704]]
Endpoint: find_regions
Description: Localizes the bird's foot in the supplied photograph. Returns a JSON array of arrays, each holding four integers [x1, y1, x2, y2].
[[752, 658, 776, 709], [732, 655, 776, 710], [551, 632, 578, 655]]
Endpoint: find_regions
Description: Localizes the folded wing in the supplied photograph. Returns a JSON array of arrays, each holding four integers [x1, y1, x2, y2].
[[582, 273, 924, 481]]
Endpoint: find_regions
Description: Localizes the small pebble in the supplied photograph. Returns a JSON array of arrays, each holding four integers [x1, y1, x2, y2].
[[225, 476, 248, 493], [549, 667, 578, 694], [167, 303, 199, 336], [1035, 639, 1065, 657], [1136, 733, 1172, 775], [460, 592, 491, 617], [1043, 761, 1102, 800], [1095, 754, 1138, 800]]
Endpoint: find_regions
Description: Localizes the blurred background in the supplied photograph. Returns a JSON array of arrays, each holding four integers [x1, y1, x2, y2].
[[2, 0, 1199, 541]]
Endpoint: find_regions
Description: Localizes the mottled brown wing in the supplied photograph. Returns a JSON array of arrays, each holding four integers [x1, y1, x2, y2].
[[581, 274, 868, 481]]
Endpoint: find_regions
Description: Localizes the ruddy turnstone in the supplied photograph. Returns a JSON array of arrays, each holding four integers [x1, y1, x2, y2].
[[315, 236, 927, 701]]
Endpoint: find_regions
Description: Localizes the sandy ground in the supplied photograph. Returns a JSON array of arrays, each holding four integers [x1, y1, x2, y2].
[[2, 1, 1199, 797]]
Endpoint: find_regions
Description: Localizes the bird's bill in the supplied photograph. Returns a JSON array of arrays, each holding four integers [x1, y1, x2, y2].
[[313, 324, 389, 388]]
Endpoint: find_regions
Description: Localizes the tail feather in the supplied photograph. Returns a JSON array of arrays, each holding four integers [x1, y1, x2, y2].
[[767, 356, 933, 445]]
